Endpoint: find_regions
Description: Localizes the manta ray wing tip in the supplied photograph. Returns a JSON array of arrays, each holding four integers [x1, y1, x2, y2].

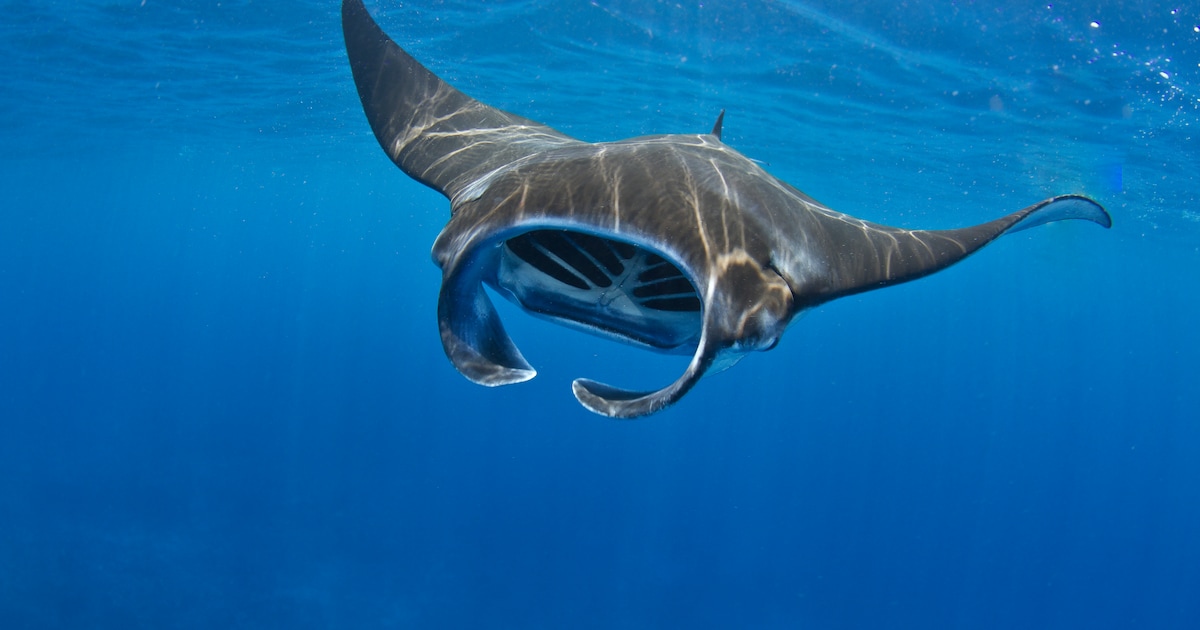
[[1009, 194, 1113, 234], [1065, 194, 1113, 228]]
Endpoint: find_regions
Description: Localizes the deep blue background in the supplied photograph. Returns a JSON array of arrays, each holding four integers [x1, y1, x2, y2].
[[2, 1, 1198, 628]]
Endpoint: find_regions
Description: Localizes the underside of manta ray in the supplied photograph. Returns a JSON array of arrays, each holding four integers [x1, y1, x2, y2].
[[341, 0, 1112, 419]]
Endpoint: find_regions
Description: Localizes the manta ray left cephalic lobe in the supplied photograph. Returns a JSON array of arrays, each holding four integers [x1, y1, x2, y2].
[[341, 0, 1111, 418]]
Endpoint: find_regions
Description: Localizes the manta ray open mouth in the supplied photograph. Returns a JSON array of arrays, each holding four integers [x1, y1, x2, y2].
[[493, 230, 703, 352]]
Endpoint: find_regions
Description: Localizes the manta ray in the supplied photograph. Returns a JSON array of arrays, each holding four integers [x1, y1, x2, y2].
[[341, 0, 1111, 418]]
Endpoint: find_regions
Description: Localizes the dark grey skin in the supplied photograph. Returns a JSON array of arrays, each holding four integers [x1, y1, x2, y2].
[[342, 0, 1111, 418]]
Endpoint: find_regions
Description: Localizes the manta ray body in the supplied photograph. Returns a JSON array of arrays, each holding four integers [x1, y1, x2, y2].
[[341, 0, 1111, 418]]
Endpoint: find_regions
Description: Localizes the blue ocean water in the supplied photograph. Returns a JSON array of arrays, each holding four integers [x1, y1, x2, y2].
[[2, 0, 1198, 627]]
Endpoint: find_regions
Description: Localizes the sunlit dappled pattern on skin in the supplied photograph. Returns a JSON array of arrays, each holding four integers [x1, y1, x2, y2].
[[342, 0, 1112, 418]]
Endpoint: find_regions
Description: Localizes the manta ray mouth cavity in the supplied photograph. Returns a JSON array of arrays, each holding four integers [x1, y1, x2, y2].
[[494, 229, 703, 350], [504, 230, 701, 313]]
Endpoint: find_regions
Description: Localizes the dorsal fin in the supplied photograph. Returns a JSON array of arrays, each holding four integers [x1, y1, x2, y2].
[[710, 110, 725, 140]]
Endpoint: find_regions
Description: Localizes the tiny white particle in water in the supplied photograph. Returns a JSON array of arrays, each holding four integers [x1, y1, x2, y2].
[[1160, 71, 1171, 80], [1090, 21, 1100, 28]]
